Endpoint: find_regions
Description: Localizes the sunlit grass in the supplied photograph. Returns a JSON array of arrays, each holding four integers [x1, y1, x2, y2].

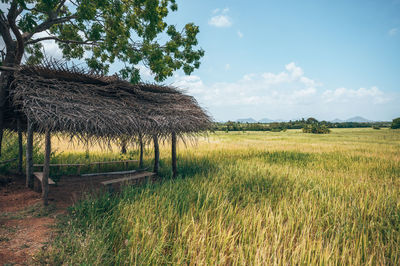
[[33, 128, 400, 265]]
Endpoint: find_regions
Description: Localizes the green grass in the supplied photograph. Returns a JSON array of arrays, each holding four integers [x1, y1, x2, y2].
[[24, 128, 400, 264]]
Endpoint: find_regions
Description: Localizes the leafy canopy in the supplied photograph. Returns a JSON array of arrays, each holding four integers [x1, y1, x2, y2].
[[391, 118, 400, 129], [0, 0, 204, 82]]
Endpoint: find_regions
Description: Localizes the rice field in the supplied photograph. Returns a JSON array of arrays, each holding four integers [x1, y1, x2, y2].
[[36, 128, 400, 265]]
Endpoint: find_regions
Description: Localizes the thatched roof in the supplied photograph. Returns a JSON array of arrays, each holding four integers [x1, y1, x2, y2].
[[4, 65, 212, 140]]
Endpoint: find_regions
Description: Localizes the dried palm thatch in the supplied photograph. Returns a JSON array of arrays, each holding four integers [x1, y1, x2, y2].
[[4, 64, 212, 142]]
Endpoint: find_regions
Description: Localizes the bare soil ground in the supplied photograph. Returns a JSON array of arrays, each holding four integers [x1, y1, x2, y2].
[[0, 174, 123, 265]]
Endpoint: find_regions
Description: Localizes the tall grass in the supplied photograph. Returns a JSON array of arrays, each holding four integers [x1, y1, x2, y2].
[[0, 130, 42, 174], [0, 133, 146, 178], [29, 128, 400, 264]]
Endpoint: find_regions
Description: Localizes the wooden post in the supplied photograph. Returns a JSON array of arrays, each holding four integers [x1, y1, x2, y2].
[[139, 134, 144, 169], [171, 132, 177, 178], [153, 135, 159, 174], [121, 139, 127, 154], [42, 129, 51, 206], [17, 118, 23, 174], [85, 139, 90, 159], [26, 120, 34, 188]]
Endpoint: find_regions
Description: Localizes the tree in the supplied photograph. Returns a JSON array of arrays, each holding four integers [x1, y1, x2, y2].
[[0, 0, 204, 155], [306, 117, 318, 124], [302, 124, 330, 134], [391, 117, 400, 129]]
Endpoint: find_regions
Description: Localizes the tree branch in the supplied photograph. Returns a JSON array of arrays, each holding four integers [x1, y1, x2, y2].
[[23, 15, 77, 41], [7, 0, 19, 22], [0, 65, 18, 71], [26, 36, 101, 46], [56, 0, 68, 15]]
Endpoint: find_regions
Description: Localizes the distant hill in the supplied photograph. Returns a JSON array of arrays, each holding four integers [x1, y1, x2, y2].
[[259, 118, 274, 123], [345, 116, 371, 123], [330, 117, 373, 123], [236, 118, 257, 123]]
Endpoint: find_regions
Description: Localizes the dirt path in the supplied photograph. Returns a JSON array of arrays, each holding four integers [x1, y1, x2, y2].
[[0, 173, 128, 265], [0, 175, 59, 265]]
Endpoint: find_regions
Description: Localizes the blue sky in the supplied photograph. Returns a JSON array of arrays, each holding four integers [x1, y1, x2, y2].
[[161, 0, 400, 121], [1, 0, 399, 121]]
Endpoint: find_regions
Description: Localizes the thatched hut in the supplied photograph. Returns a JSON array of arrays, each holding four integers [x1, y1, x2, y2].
[[1, 64, 211, 204]]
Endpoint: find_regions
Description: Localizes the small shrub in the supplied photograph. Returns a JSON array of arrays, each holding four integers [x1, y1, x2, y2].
[[372, 126, 380, 130]]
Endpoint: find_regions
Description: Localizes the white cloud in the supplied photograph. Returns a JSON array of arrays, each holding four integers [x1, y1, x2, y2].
[[209, 15, 232, 28], [285, 62, 304, 78], [175, 62, 318, 107], [137, 65, 154, 79], [172, 62, 396, 121], [389, 28, 398, 36], [225, 64, 231, 70], [173, 75, 204, 94], [322, 86, 389, 104], [209, 8, 232, 28], [31, 32, 63, 59], [237, 31, 244, 38]]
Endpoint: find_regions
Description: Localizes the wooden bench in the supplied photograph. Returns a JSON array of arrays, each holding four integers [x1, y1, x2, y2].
[[33, 172, 56, 192], [88, 160, 139, 171], [81, 169, 138, 177], [34, 160, 139, 175], [0, 158, 17, 165], [34, 163, 85, 175], [101, 171, 156, 193], [34, 163, 85, 167], [88, 160, 138, 166]]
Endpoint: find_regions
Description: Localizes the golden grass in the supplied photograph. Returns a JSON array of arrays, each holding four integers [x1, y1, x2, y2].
[[36, 128, 400, 265]]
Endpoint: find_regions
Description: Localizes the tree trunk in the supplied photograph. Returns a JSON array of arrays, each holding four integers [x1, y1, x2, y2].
[[17, 118, 23, 174], [171, 132, 177, 178], [0, 44, 22, 157], [153, 135, 159, 174], [42, 129, 51, 206], [139, 135, 144, 169], [0, 71, 10, 157], [26, 120, 33, 188]]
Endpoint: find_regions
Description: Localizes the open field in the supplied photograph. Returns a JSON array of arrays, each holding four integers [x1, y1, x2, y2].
[[5, 128, 400, 264]]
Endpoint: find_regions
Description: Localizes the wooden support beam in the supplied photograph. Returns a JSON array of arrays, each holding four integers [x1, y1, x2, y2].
[[42, 129, 51, 206], [17, 118, 23, 174], [172, 132, 177, 178], [82, 169, 137, 177], [153, 135, 159, 174], [26, 120, 33, 188], [121, 139, 127, 154], [139, 134, 144, 169], [0, 65, 18, 71]]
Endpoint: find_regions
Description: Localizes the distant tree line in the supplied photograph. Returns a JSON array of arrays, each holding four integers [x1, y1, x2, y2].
[[213, 118, 393, 132]]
